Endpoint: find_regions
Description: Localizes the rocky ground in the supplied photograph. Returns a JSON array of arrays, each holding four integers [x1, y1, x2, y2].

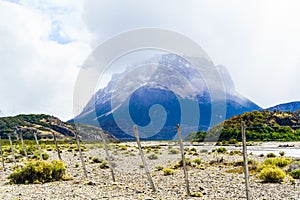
[[0, 141, 299, 200]]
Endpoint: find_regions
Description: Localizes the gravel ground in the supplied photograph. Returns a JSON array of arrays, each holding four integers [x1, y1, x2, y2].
[[0, 141, 299, 200]]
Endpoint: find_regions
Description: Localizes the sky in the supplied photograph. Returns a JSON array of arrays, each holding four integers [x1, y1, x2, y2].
[[1, 0, 300, 121]]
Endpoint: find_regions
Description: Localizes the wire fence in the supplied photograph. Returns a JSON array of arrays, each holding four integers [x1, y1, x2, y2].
[[0, 123, 299, 199]]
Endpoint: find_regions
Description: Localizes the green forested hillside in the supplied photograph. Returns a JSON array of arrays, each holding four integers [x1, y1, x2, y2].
[[0, 114, 118, 141], [189, 110, 300, 142]]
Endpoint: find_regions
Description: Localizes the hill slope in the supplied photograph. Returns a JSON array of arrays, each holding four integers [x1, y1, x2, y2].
[[0, 114, 118, 141], [189, 110, 300, 142]]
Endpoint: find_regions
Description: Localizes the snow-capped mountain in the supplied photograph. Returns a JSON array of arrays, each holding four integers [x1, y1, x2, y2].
[[73, 54, 261, 140]]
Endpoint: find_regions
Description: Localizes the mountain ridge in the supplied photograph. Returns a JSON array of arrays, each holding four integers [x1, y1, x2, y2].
[[73, 53, 261, 140], [266, 101, 300, 112], [0, 114, 118, 142]]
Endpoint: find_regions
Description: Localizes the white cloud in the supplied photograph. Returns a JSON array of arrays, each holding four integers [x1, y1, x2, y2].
[[82, 0, 300, 108], [0, 1, 91, 120], [1, 0, 300, 121]]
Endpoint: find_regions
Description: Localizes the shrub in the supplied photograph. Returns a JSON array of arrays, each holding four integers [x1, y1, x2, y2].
[[42, 152, 50, 160], [92, 157, 102, 163], [169, 148, 180, 154], [228, 139, 238, 144], [235, 158, 256, 166], [212, 147, 227, 154], [229, 150, 242, 155], [190, 147, 197, 152], [162, 168, 175, 176], [147, 154, 158, 160], [221, 140, 229, 145], [31, 152, 49, 160], [289, 169, 300, 179], [155, 165, 164, 171], [258, 166, 286, 182], [119, 145, 127, 151], [139, 164, 145, 168], [99, 160, 109, 169], [26, 145, 37, 155], [173, 158, 192, 169], [191, 192, 203, 197], [200, 149, 208, 153], [266, 153, 276, 158], [8, 160, 66, 184], [279, 151, 285, 157], [46, 147, 54, 151], [263, 157, 292, 168], [193, 158, 202, 165], [51, 160, 66, 180]]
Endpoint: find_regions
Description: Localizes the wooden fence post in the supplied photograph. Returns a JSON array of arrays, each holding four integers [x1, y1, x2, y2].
[[99, 129, 115, 182], [0, 136, 6, 171], [242, 121, 251, 200], [19, 132, 29, 160], [134, 125, 156, 192], [177, 124, 191, 197], [52, 133, 62, 160], [33, 132, 43, 160], [7, 132, 16, 164], [74, 132, 88, 179]]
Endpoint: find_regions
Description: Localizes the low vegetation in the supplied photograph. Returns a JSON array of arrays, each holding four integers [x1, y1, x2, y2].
[[262, 157, 292, 168], [147, 153, 158, 160], [162, 168, 175, 176], [8, 160, 68, 184], [188, 110, 300, 142], [258, 166, 286, 183], [289, 169, 300, 179], [212, 147, 227, 154]]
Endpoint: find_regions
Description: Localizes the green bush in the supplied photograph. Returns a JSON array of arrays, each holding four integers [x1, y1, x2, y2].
[[234, 158, 256, 166], [229, 150, 242, 155], [190, 147, 197, 152], [258, 166, 286, 182], [193, 158, 202, 165], [99, 160, 109, 169], [168, 148, 179, 154], [119, 145, 128, 151], [8, 160, 66, 184], [155, 165, 164, 171], [26, 145, 37, 155], [42, 152, 50, 160], [191, 192, 203, 197], [31, 152, 50, 160], [212, 147, 227, 154], [289, 169, 300, 179], [147, 153, 158, 160], [139, 164, 145, 168], [162, 168, 175, 176], [92, 157, 102, 163], [173, 158, 192, 169], [266, 153, 276, 158], [279, 151, 285, 157], [263, 157, 292, 168], [228, 139, 238, 144]]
